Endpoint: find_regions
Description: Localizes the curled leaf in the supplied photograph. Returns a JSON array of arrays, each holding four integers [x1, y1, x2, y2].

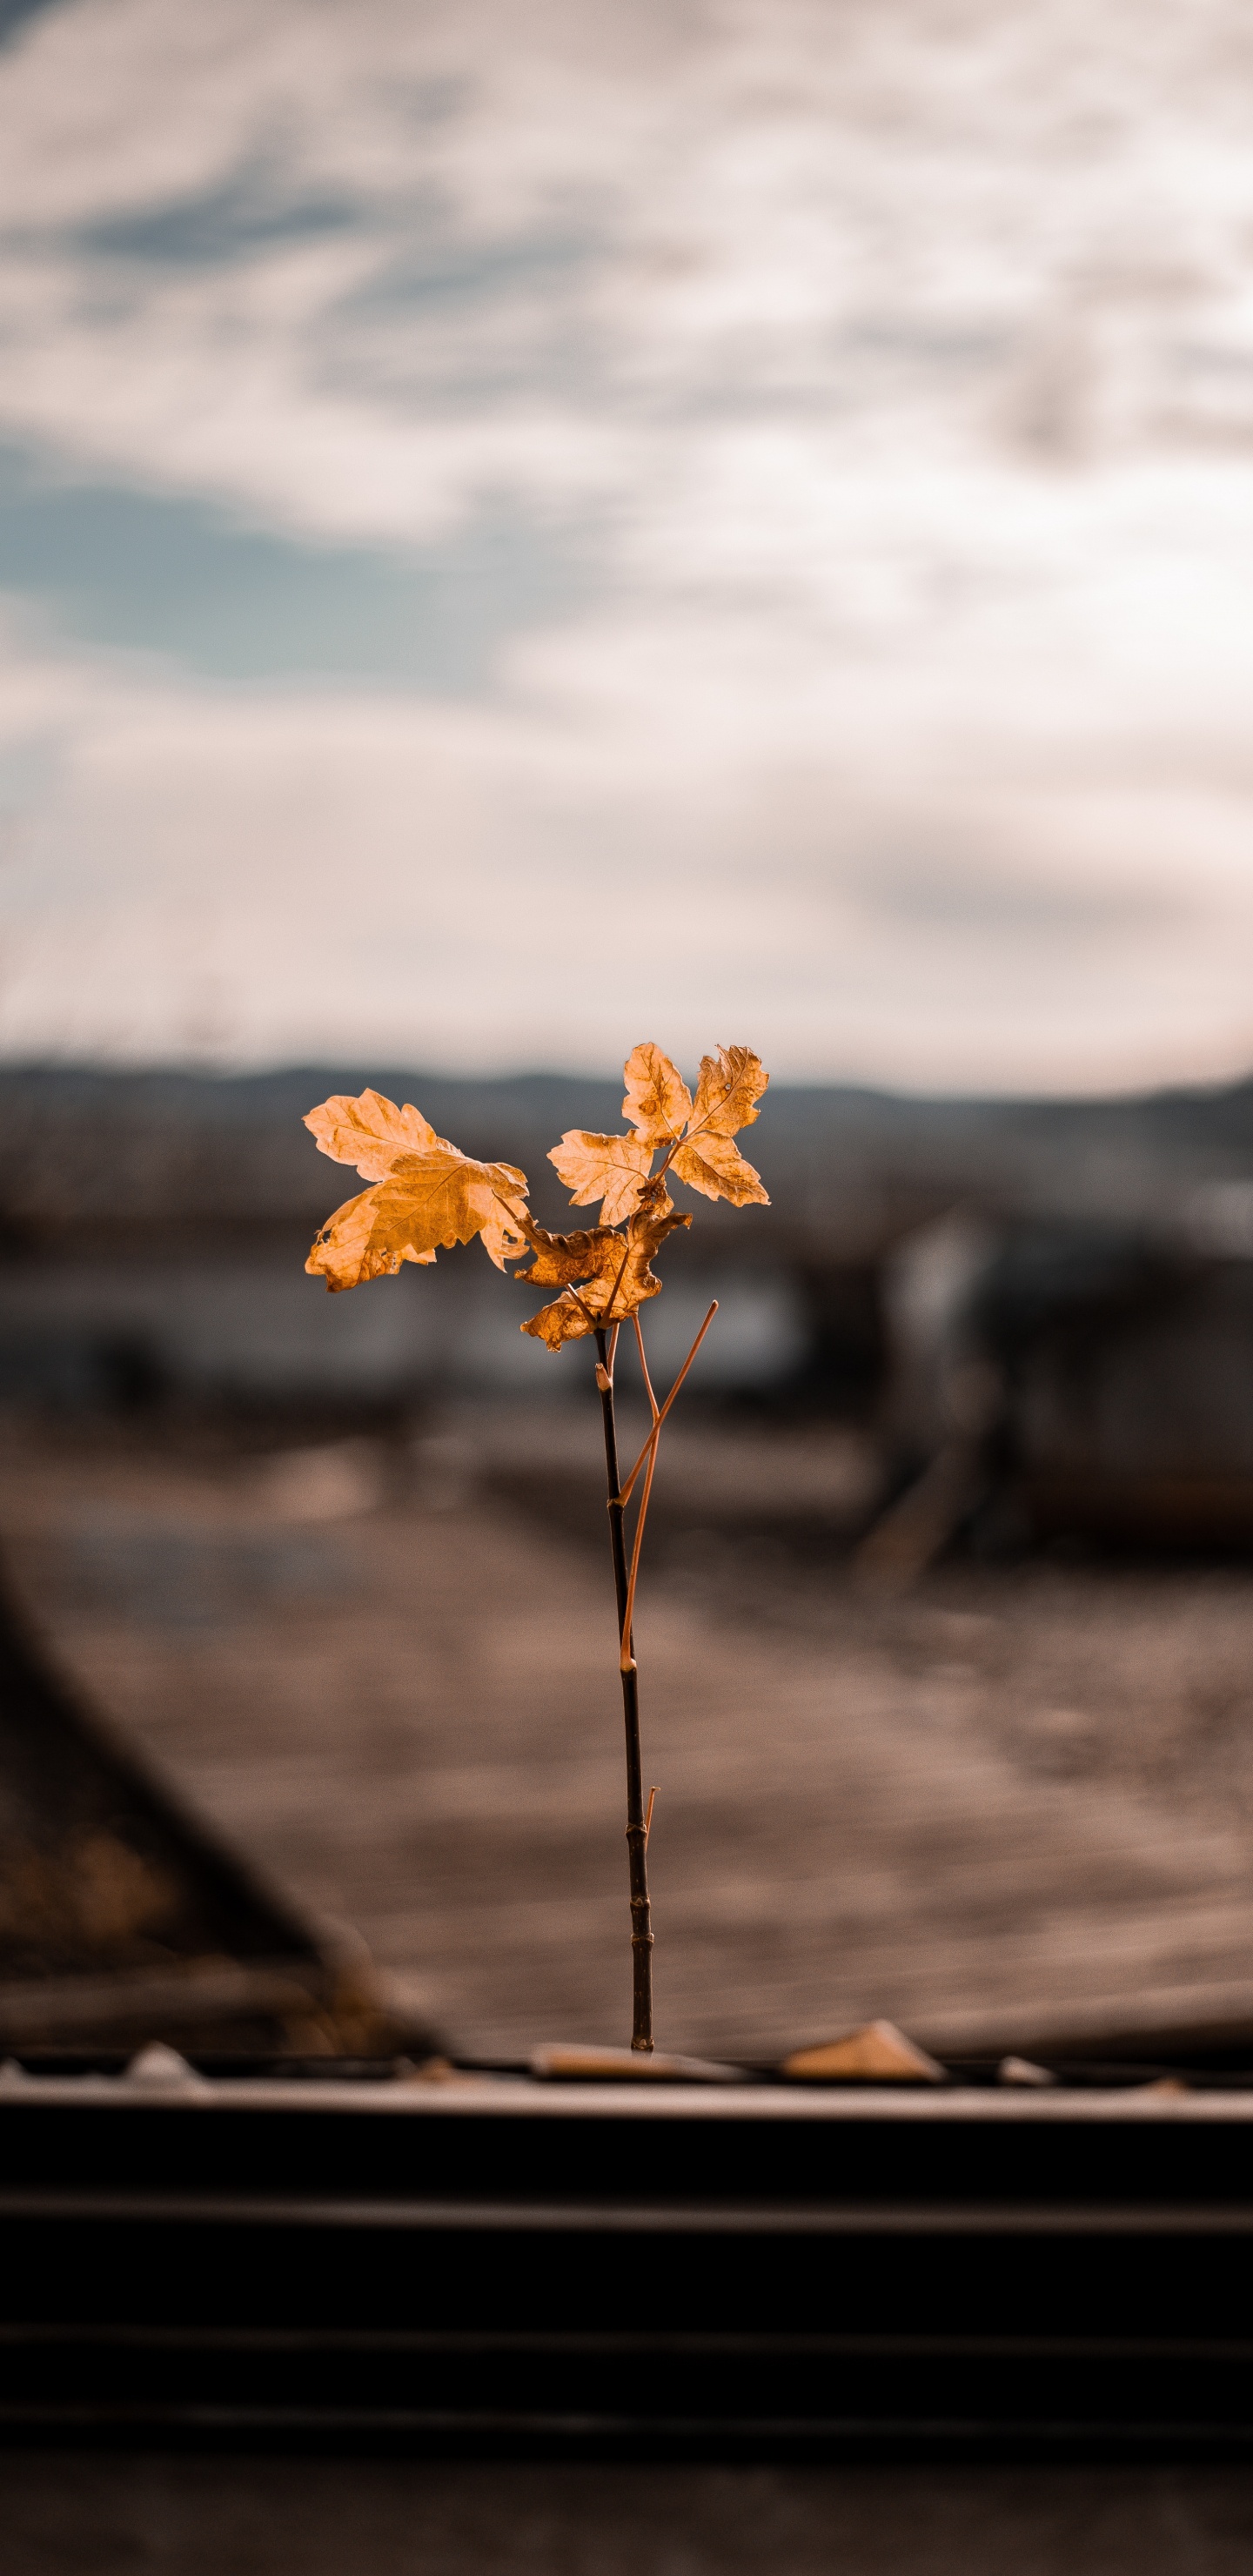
[[513, 1220, 620, 1291], [304, 1089, 529, 1291], [549, 1129, 653, 1226], [622, 1043, 693, 1146], [515, 1186, 692, 1350]]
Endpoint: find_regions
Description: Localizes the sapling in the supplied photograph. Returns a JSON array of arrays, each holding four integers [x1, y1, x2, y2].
[[304, 1042, 769, 2051]]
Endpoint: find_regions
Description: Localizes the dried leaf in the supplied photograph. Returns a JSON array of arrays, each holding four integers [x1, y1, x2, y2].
[[669, 1128, 768, 1206], [305, 1184, 435, 1291], [549, 1129, 653, 1226], [512, 1220, 617, 1297], [665, 1044, 770, 1206], [548, 1043, 772, 1221], [622, 1043, 693, 1146], [689, 1043, 769, 1137], [304, 1089, 439, 1178], [781, 2021, 944, 2083], [516, 1186, 692, 1350], [304, 1089, 530, 1292]]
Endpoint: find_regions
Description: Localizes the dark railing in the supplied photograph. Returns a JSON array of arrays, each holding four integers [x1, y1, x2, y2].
[[3, 2068, 1253, 2457]]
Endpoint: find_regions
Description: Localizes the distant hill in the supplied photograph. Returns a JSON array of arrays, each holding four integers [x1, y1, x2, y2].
[[1, 1061, 1252, 1262]]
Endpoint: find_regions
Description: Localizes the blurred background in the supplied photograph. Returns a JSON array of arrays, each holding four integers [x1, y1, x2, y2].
[[5, 0, 1253, 2072]]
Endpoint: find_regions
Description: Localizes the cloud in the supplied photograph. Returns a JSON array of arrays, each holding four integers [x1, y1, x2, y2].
[[2, 0, 1253, 1090], [3, 601, 1252, 1093]]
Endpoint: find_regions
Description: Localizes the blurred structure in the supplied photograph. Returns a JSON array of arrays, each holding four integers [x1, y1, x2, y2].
[[867, 1204, 1253, 1577], [3, 1063, 1253, 1560]]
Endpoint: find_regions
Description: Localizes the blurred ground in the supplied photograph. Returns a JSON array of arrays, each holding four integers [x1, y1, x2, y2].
[[4, 2454, 1253, 2576], [5, 1404, 1253, 2060]]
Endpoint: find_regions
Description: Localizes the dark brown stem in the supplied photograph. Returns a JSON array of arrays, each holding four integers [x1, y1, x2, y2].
[[594, 1325, 653, 2051]]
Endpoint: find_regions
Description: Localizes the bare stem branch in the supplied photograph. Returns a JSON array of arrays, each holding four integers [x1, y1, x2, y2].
[[618, 1311, 667, 1675], [615, 1300, 719, 1509], [620, 1426, 660, 1674], [633, 1311, 661, 1423]]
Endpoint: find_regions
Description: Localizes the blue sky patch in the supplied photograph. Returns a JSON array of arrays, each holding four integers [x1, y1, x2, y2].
[[0, 446, 593, 688], [81, 164, 363, 269]]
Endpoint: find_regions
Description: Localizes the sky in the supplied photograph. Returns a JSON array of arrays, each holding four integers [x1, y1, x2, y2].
[[3, 0, 1253, 1091]]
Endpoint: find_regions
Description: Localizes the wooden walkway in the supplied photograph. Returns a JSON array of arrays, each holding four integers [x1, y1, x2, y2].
[[4, 1410, 1253, 2060]]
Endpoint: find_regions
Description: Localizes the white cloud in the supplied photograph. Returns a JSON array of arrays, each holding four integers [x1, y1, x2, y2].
[[2, 0, 1253, 1088], [3, 601, 1252, 1091]]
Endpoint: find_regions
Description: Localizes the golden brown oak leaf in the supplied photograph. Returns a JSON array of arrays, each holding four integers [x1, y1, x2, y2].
[[622, 1042, 693, 1145], [548, 1130, 653, 1226], [515, 1189, 692, 1350], [304, 1089, 529, 1292]]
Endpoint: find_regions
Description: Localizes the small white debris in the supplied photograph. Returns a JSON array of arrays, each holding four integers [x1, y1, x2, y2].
[[123, 2042, 205, 2088]]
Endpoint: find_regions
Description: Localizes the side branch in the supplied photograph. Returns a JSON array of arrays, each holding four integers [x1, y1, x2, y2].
[[594, 1325, 629, 1640], [616, 1304, 716, 1674], [619, 1424, 660, 1674], [615, 1300, 719, 1511]]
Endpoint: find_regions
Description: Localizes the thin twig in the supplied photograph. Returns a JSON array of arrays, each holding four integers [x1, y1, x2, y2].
[[620, 1429, 660, 1674], [615, 1301, 719, 1509], [633, 1311, 660, 1423], [619, 1312, 668, 1674], [645, 1786, 658, 1847]]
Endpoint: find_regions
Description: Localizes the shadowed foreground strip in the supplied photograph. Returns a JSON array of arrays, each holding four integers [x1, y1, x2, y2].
[[3, 2457, 1253, 2576]]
